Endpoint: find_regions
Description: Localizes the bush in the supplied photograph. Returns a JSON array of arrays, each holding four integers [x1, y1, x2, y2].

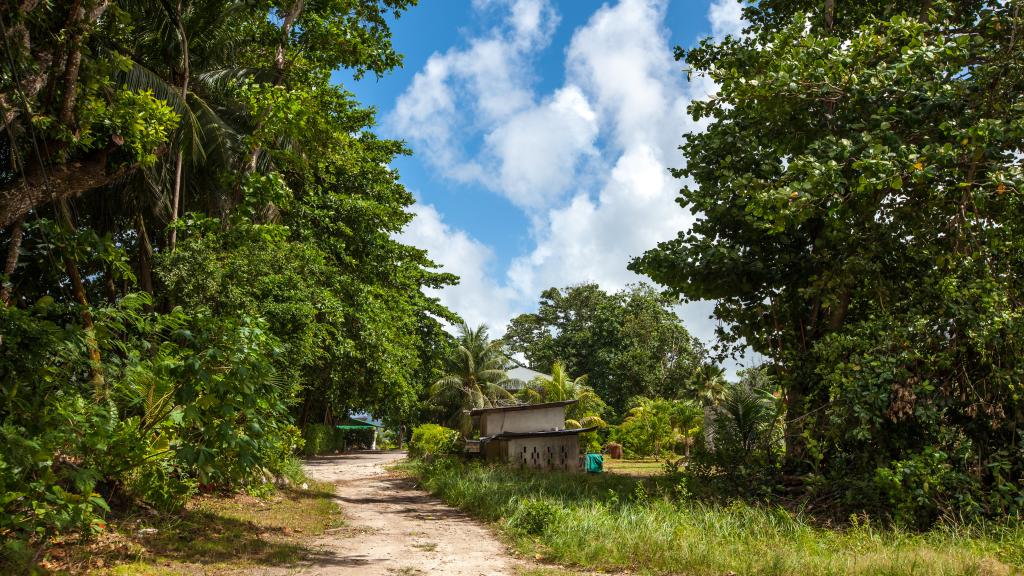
[[508, 498, 559, 535], [303, 423, 336, 456], [409, 424, 459, 458], [873, 447, 979, 528], [0, 296, 302, 562], [688, 383, 781, 492]]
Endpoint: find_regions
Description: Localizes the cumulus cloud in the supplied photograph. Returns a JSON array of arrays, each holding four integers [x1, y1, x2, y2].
[[389, 0, 598, 210], [484, 85, 599, 208], [392, 0, 749, 364], [388, 0, 560, 196], [398, 203, 518, 334], [506, 0, 718, 341], [708, 0, 745, 40]]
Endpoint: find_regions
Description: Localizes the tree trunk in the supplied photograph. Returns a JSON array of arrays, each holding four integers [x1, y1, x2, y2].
[[166, 0, 190, 251], [0, 149, 123, 228], [65, 255, 106, 400], [782, 353, 823, 473], [233, 0, 303, 208], [1, 217, 24, 306], [136, 213, 154, 300], [58, 0, 113, 126], [58, 201, 105, 399]]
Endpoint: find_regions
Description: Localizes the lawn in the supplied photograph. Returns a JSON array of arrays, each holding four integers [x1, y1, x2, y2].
[[603, 457, 667, 477], [402, 457, 1024, 576], [42, 481, 342, 575]]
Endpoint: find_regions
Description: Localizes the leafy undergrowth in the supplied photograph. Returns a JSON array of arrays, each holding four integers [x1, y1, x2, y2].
[[38, 481, 341, 575], [403, 458, 1024, 576]]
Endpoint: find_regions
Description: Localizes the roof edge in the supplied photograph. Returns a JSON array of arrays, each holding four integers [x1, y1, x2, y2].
[[469, 399, 578, 415], [480, 426, 598, 440]]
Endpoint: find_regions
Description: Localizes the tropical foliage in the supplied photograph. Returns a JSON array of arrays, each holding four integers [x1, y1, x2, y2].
[[613, 397, 703, 459], [408, 424, 460, 458], [504, 283, 711, 416], [519, 361, 607, 429], [429, 323, 516, 435], [631, 0, 1024, 523], [0, 0, 460, 566]]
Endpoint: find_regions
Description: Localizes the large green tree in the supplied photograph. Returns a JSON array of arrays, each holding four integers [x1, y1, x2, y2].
[[503, 283, 710, 417], [0, 0, 463, 560], [632, 0, 1024, 519]]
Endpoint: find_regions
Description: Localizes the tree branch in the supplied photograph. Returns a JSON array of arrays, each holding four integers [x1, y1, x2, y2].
[[0, 150, 124, 228]]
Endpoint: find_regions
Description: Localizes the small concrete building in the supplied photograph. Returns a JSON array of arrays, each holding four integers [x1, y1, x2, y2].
[[471, 400, 595, 472]]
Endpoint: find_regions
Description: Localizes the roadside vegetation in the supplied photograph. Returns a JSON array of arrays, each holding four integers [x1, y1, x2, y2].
[[0, 0, 451, 571], [406, 457, 1024, 576], [40, 480, 341, 575], [4, 0, 1024, 573]]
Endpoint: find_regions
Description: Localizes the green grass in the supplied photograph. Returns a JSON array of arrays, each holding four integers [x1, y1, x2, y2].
[[604, 457, 668, 477], [402, 458, 1024, 576], [48, 481, 342, 575]]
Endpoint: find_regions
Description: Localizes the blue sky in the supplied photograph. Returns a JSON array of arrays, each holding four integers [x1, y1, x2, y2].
[[333, 0, 748, 364]]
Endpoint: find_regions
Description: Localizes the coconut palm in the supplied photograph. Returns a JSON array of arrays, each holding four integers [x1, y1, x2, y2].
[[430, 322, 516, 435], [619, 396, 702, 459], [521, 361, 607, 429], [692, 363, 729, 405]]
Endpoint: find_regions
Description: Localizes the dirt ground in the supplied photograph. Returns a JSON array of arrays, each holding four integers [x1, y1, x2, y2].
[[290, 451, 531, 576]]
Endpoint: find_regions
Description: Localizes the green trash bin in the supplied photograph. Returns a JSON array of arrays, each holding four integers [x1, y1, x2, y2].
[[585, 453, 603, 474]]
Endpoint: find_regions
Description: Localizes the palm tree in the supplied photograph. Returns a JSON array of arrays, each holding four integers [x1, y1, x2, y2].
[[620, 397, 702, 459], [692, 363, 728, 405], [521, 361, 607, 429], [430, 322, 516, 435], [710, 382, 780, 460]]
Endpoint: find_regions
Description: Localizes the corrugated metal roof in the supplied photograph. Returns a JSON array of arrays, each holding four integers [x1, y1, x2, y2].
[[469, 399, 578, 415], [502, 365, 550, 390], [479, 425, 597, 441]]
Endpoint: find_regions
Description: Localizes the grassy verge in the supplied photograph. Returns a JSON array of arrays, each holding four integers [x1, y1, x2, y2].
[[43, 481, 342, 575], [402, 457, 1024, 576]]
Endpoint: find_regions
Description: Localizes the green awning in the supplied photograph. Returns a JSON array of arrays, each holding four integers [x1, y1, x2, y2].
[[334, 417, 381, 430]]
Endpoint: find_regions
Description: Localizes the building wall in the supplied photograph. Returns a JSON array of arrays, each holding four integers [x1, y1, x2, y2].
[[507, 436, 581, 472], [480, 405, 566, 437]]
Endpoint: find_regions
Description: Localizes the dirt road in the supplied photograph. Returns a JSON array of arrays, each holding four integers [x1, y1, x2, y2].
[[295, 452, 530, 576]]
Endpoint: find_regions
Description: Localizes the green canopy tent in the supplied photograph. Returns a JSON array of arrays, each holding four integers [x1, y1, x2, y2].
[[335, 417, 381, 450]]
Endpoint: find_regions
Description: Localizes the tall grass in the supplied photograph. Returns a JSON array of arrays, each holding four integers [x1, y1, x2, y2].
[[402, 458, 1024, 576]]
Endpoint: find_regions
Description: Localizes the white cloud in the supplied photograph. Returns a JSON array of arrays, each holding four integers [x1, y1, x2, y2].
[[392, 0, 748, 368], [708, 0, 745, 40], [389, 0, 591, 210], [398, 202, 518, 335], [388, 0, 557, 174], [506, 0, 718, 342], [484, 85, 599, 209]]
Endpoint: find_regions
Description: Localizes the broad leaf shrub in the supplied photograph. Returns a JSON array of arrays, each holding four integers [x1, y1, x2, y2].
[[302, 424, 335, 456], [507, 498, 559, 535], [0, 296, 300, 568], [629, 0, 1024, 527], [686, 383, 783, 495], [408, 424, 459, 458]]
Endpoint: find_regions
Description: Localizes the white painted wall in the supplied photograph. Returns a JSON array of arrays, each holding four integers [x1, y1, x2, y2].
[[480, 405, 566, 436]]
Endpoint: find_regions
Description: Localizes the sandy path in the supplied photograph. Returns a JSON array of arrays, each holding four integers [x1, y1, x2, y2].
[[293, 452, 530, 576]]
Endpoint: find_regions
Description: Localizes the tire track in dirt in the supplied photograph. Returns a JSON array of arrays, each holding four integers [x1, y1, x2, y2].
[[292, 451, 531, 576]]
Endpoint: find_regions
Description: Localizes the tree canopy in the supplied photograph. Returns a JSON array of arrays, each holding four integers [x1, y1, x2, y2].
[[632, 0, 1024, 522], [0, 0, 462, 558], [429, 322, 516, 435], [503, 283, 710, 417]]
